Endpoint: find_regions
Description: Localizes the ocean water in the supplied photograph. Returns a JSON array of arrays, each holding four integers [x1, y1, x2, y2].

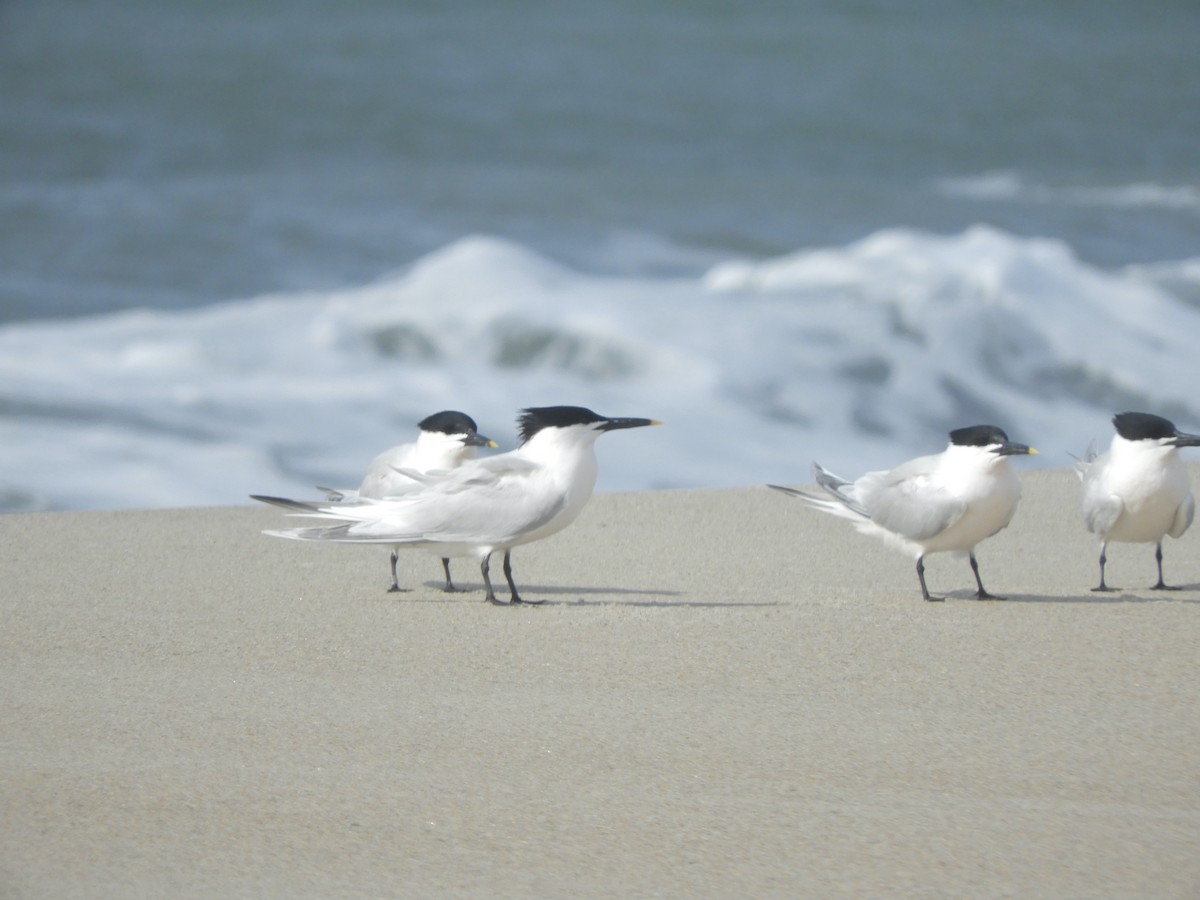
[[2, 1, 1198, 510]]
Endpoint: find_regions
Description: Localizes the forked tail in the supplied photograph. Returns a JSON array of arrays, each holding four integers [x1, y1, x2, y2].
[[768, 462, 869, 521]]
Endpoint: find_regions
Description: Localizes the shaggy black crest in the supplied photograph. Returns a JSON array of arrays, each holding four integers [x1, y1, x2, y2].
[[1112, 411, 1177, 441], [418, 410, 480, 436], [948, 425, 1009, 448], [518, 406, 605, 444]]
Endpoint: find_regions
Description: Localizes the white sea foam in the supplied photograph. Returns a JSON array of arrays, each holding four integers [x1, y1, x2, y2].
[[2, 227, 1199, 511], [937, 172, 1200, 211]]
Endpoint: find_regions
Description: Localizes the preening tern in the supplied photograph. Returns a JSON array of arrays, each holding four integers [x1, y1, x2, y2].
[[320, 410, 496, 593], [254, 406, 660, 605], [1076, 411, 1200, 591], [770, 425, 1037, 601]]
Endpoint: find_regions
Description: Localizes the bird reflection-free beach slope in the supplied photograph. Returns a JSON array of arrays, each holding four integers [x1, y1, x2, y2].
[[3, 467, 1200, 897]]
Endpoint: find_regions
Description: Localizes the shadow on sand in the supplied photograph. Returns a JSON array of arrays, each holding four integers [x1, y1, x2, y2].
[[947, 588, 1200, 604], [404, 581, 782, 609]]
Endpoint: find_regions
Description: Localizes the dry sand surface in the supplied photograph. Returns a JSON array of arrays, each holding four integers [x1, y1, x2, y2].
[[3, 467, 1200, 897]]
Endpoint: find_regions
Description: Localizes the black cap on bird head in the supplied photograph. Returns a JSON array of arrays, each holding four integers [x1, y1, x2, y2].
[[418, 410, 494, 447], [518, 406, 660, 445], [949, 424, 1037, 457], [1113, 411, 1200, 448], [1113, 412, 1177, 441], [949, 425, 1010, 448], [419, 410, 480, 435]]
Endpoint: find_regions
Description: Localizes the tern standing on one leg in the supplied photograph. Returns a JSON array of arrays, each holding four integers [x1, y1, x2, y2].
[[770, 425, 1038, 602], [1076, 411, 1200, 592], [321, 410, 496, 593], [254, 406, 660, 605]]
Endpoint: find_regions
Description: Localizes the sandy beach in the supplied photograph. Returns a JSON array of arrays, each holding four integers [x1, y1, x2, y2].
[[3, 466, 1200, 898]]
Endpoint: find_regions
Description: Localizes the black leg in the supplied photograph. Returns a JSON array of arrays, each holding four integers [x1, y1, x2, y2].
[[969, 551, 1004, 600], [1151, 541, 1180, 590], [917, 556, 943, 602], [387, 550, 408, 593], [440, 557, 459, 593], [502, 550, 522, 603], [502, 551, 543, 604], [503, 550, 541, 604], [481, 553, 507, 605], [1092, 543, 1114, 592]]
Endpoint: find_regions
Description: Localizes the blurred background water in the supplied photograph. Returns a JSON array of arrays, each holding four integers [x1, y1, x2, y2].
[[2, 1, 1198, 509]]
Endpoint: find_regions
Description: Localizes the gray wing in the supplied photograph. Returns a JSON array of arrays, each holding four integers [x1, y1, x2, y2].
[[1070, 440, 1099, 482], [251, 495, 339, 515], [403, 455, 563, 543], [358, 441, 420, 498], [812, 463, 869, 517], [1169, 490, 1195, 539], [1078, 454, 1123, 537], [855, 454, 966, 541], [768, 464, 871, 521], [418, 453, 540, 491], [769, 465, 856, 505], [260, 452, 558, 546]]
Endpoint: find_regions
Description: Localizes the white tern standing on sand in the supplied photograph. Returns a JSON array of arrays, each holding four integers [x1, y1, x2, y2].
[[769, 425, 1038, 602], [253, 406, 661, 605], [1076, 411, 1200, 591], [319, 410, 496, 593]]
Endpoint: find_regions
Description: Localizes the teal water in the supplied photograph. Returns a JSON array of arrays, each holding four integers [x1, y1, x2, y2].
[[2, 1, 1197, 322]]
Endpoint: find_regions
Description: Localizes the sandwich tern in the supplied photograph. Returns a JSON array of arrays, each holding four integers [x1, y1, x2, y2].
[[319, 410, 496, 593], [253, 406, 660, 605], [770, 425, 1037, 601], [1076, 411, 1200, 591]]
